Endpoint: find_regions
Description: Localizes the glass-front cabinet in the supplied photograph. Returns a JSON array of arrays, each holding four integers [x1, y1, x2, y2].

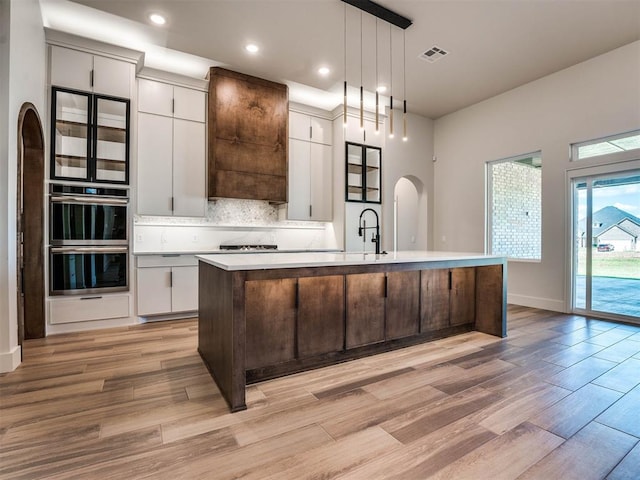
[[346, 142, 381, 203], [51, 87, 130, 184]]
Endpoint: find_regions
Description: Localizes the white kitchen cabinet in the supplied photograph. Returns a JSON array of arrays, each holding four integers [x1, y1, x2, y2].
[[287, 111, 333, 221], [137, 110, 206, 217], [136, 256, 198, 316], [137, 113, 173, 215], [49, 294, 130, 324], [289, 111, 332, 145], [346, 116, 384, 148], [138, 78, 206, 122], [171, 266, 199, 312], [50, 45, 133, 99], [136, 267, 172, 315], [172, 120, 206, 216], [288, 141, 332, 221]]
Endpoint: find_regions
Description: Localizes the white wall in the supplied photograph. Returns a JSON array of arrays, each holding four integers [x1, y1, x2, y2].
[[331, 110, 433, 253], [383, 110, 434, 251], [394, 177, 419, 250], [0, 0, 46, 372], [433, 41, 640, 312]]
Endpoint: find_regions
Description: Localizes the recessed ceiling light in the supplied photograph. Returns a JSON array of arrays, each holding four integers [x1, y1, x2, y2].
[[318, 67, 330, 76], [245, 44, 259, 54], [149, 13, 166, 25], [376, 85, 387, 93]]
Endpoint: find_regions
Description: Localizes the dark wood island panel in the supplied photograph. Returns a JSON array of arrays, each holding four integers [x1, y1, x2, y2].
[[198, 256, 507, 412]]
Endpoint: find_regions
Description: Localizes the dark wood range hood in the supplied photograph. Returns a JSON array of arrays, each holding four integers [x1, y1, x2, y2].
[[207, 67, 289, 203]]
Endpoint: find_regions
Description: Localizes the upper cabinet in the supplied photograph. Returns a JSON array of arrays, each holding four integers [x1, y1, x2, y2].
[[346, 142, 381, 203], [51, 87, 130, 184], [345, 117, 384, 149], [287, 110, 333, 221], [50, 45, 133, 99], [289, 111, 332, 145], [136, 78, 206, 217], [208, 68, 288, 203], [138, 78, 206, 122]]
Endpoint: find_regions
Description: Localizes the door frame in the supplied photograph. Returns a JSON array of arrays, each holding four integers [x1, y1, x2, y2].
[[17, 102, 46, 342], [566, 157, 640, 322]]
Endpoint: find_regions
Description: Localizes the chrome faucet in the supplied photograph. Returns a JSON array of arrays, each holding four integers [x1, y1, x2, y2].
[[358, 208, 381, 254]]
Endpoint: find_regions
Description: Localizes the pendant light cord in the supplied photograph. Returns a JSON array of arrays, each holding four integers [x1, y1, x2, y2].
[[389, 22, 394, 138], [343, 2, 347, 126]]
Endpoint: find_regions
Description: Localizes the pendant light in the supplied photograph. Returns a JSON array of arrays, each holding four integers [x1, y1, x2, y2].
[[375, 19, 379, 134], [343, 2, 348, 128], [339, 1, 412, 139], [403, 29, 408, 142], [389, 22, 394, 139]]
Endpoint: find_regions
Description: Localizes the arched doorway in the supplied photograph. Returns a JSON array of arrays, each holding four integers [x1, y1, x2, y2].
[[393, 175, 428, 251], [17, 103, 45, 341]]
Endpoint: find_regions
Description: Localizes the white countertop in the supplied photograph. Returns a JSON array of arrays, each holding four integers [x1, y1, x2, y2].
[[134, 248, 340, 256], [197, 251, 505, 271]]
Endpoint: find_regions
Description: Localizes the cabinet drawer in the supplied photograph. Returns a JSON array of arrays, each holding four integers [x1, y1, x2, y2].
[[136, 255, 198, 268], [49, 294, 130, 324]]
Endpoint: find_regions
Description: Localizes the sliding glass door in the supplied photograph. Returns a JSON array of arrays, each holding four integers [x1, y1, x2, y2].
[[572, 171, 640, 320]]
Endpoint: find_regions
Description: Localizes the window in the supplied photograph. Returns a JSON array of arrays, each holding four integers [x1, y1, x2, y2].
[[487, 152, 542, 260], [572, 130, 640, 161]]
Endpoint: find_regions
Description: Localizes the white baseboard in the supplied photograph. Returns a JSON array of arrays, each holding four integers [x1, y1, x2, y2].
[[0, 345, 22, 373], [508, 293, 566, 313]]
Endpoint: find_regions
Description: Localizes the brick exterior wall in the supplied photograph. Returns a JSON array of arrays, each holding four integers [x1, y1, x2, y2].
[[490, 161, 541, 259]]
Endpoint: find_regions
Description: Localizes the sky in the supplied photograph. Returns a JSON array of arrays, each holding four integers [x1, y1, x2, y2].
[[577, 178, 640, 222]]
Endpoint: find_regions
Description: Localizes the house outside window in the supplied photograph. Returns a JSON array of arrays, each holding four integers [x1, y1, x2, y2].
[[487, 152, 542, 260]]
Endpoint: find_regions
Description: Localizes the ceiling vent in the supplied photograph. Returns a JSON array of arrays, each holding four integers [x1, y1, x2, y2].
[[419, 46, 449, 63]]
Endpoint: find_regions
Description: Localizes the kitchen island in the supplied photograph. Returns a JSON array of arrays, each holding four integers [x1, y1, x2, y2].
[[197, 251, 507, 412]]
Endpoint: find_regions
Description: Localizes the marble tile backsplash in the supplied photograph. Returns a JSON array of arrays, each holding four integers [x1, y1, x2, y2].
[[134, 198, 280, 226], [133, 198, 338, 252]]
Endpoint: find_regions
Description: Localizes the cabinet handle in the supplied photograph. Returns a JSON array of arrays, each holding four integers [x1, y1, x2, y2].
[[81, 296, 102, 301], [294, 282, 299, 308], [169, 270, 173, 288], [384, 275, 388, 298], [309, 205, 312, 217], [172, 98, 175, 114], [90, 69, 94, 88], [309, 125, 312, 139], [170, 197, 174, 212], [448, 270, 452, 290]]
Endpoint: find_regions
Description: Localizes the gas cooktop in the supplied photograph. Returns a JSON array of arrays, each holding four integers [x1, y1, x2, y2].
[[219, 244, 278, 251]]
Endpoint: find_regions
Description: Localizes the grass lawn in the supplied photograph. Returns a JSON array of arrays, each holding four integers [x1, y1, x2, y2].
[[577, 249, 640, 279]]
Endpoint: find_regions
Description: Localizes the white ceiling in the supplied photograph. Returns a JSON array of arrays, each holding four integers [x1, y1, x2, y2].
[[43, 0, 640, 119]]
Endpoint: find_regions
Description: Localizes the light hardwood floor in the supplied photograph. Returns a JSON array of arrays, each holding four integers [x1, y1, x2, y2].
[[1, 305, 640, 479]]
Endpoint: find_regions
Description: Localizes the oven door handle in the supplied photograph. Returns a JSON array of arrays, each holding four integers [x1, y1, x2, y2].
[[51, 246, 129, 254], [50, 195, 129, 205]]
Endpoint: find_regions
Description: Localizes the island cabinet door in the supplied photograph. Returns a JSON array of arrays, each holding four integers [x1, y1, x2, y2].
[[450, 267, 476, 326], [475, 264, 504, 336], [420, 269, 450, 331], [385, 271, 420, 340], [297, 275, 345, 358], [346, 273, 386, 348], [245, 279, 297, 370]]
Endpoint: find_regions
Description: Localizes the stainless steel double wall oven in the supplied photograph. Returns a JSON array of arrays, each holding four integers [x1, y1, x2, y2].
[[49, 184, 129, 295]]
